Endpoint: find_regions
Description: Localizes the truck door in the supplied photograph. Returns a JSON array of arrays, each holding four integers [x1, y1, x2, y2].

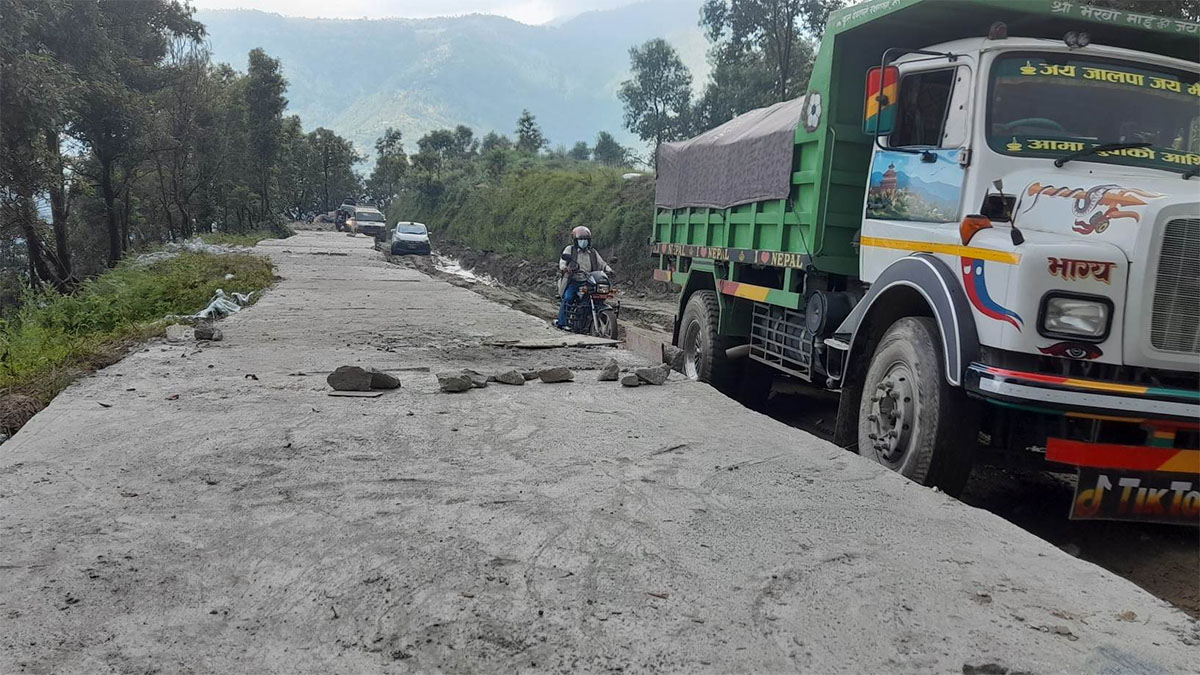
[[861, 57, 974, 282]]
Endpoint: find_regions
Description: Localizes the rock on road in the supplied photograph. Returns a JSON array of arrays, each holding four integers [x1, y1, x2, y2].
[[1, 231, 1195, 674]]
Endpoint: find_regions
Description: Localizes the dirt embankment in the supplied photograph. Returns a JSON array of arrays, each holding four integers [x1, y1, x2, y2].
[[433, 239, 674, 298]]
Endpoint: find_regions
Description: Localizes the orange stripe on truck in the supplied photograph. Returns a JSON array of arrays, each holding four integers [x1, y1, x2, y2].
[[1047, 438, 1200, 474]]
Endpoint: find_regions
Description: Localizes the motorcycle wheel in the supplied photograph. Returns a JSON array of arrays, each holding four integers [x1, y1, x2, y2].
[[595, 307, 618, 339]]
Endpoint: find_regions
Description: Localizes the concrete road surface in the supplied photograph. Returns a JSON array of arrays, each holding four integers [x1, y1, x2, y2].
[[1, 231, 1196, 674]]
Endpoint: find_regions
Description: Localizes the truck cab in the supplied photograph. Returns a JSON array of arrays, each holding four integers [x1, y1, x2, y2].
[[651, 0, 1199, 524]]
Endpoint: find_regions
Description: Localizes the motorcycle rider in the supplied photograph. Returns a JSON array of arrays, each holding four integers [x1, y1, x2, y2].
[[556, 225, 613, 330]]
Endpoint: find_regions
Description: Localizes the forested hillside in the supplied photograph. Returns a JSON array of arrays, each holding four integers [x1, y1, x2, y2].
[[197, 1, 708, 155], [1, 1, 367, 308]]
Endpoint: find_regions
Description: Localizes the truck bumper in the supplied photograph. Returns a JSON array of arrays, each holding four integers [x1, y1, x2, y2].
[[964, 362, 1200, 524], [964, 363, 1199, 422]]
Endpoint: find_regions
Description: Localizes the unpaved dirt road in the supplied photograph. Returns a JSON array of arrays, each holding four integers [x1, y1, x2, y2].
[[2, 231, 1197, 674]]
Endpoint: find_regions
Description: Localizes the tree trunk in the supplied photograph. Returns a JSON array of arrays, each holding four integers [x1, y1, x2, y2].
[[121, 185, 132, 251], [44, 129, 73, 285], [16, 191, 53, 291], [100, 161, 121, 266]]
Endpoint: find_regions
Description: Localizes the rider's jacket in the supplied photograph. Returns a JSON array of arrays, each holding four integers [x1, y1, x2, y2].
[[558, 245, 612, 282]]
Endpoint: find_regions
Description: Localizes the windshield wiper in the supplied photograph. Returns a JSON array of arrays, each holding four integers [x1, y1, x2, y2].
[[1053, 142, 1151, 168]]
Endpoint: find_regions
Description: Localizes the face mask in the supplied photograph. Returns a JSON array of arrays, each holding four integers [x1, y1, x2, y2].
[[577, 239, 589, 249]]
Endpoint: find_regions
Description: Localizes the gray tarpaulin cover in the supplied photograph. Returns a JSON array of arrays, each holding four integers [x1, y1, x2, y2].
[[655, 96, 804, 210]]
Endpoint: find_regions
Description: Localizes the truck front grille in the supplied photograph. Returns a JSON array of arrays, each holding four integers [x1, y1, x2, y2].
[[1150, 217, 1200, 354]]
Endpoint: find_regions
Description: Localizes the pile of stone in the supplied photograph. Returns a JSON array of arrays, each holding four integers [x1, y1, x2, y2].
[[164, 321, 225, 342], [436, 349, 686, 393], [194, 322, 223, 341], [327, 365, 402, 391], [437, 366, 572, 392]]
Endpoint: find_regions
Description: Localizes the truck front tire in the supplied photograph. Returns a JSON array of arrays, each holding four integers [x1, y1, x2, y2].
[[679, 290, 738, 392], [857, 317, 976, 496]]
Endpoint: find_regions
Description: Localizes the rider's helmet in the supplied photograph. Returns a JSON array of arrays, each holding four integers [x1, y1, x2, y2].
[[571, 226, 591, 241]]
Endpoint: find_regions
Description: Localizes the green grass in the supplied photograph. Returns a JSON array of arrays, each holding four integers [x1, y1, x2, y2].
[[0, 252, 276, 420]]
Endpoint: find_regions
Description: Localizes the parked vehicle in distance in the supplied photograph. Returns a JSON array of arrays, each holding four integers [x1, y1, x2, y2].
[[345, 206, 387, 237], [389, 221, 431, 255], [334, 199, 357, 231]]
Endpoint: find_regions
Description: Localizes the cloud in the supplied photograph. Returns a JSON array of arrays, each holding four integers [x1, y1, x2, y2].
[[189, 0, 639, 24]]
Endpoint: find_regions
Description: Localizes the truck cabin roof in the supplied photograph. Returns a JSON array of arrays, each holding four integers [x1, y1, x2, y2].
[[826, 0, 1199, 64]]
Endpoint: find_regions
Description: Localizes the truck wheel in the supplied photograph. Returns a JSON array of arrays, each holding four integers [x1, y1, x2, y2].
[[857, 317, 976, 496], [679, 290, 737, 391]]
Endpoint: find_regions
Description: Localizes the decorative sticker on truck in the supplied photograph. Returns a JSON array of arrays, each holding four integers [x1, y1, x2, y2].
[[651, 243, 812, 270], [1008, 57, 1200, 95], [1001, 137, 1200, 172], [990, 53, 1200, 174], [1021, 183, 1165, 234], [1049, 1, 1200, 36], [961, 258, 1022, 331], [866, 149, 963, 223], [1038, 342, 1103, 360], [1069, 467, 1200, 525], [802, 91, 823, 132], [1047, 257, 1117, 283]]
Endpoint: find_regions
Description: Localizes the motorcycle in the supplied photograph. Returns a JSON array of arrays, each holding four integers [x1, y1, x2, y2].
[[559, 258, 619, 339]]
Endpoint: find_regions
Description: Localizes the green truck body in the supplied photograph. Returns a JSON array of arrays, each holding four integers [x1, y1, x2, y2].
[[654, 0, 1196, 291], [650, 0, 1200, 523]]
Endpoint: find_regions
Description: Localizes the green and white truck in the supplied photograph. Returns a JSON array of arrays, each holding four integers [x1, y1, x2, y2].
[[651, 0, 1200, 524]]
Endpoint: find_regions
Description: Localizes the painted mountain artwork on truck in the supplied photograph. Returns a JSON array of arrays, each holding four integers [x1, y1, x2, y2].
[[866, 149, 964, 223]]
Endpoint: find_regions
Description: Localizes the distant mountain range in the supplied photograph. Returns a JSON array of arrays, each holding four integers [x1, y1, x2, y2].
[[197, 1, 708, 159]]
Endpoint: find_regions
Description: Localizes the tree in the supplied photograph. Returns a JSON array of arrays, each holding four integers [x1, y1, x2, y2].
[[482, 147, 509, 180], [701, 0, 830, 106], [0, 0, 75, 290], [694, 46, 777, 129], [413, 126, 476, 180], [277, 115, 316, 219], [55, 0, 204, 266], [452, 125, 479, 158], [592, 132, 628, 167], [617, 39, 693, 163], [244, 48, 288, 223], [307, 128, 360, 211], [515, 110, 547, 155], [567, 141, 591, 161], [366, 127, 407, 209], [481, 131, 512, 152], [150, 39, 233, 240]]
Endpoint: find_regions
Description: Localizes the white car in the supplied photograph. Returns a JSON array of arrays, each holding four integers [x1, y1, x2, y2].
[[389, 221, 431, 255]]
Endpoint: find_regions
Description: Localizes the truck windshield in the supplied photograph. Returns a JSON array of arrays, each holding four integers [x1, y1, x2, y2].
[[355, 211, 385, 222], [988, 53, 1200, 175]]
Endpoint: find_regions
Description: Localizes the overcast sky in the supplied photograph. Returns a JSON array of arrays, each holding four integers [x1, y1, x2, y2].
[[189, 0, 641, 25]]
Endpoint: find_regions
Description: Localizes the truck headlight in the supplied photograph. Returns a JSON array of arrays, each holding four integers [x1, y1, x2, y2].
[[1039, 293, 1111, 340]]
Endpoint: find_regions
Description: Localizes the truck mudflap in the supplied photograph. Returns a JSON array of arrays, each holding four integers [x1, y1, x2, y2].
[[965, 362, 1200, 524]]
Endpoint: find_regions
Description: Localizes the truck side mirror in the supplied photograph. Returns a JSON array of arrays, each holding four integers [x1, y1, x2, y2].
[[863, 65, 899, 136]]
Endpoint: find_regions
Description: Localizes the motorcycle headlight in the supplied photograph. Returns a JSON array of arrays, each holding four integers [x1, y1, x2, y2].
[[1039, 293, 1111, 341], [596, 283, 611, 294]]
